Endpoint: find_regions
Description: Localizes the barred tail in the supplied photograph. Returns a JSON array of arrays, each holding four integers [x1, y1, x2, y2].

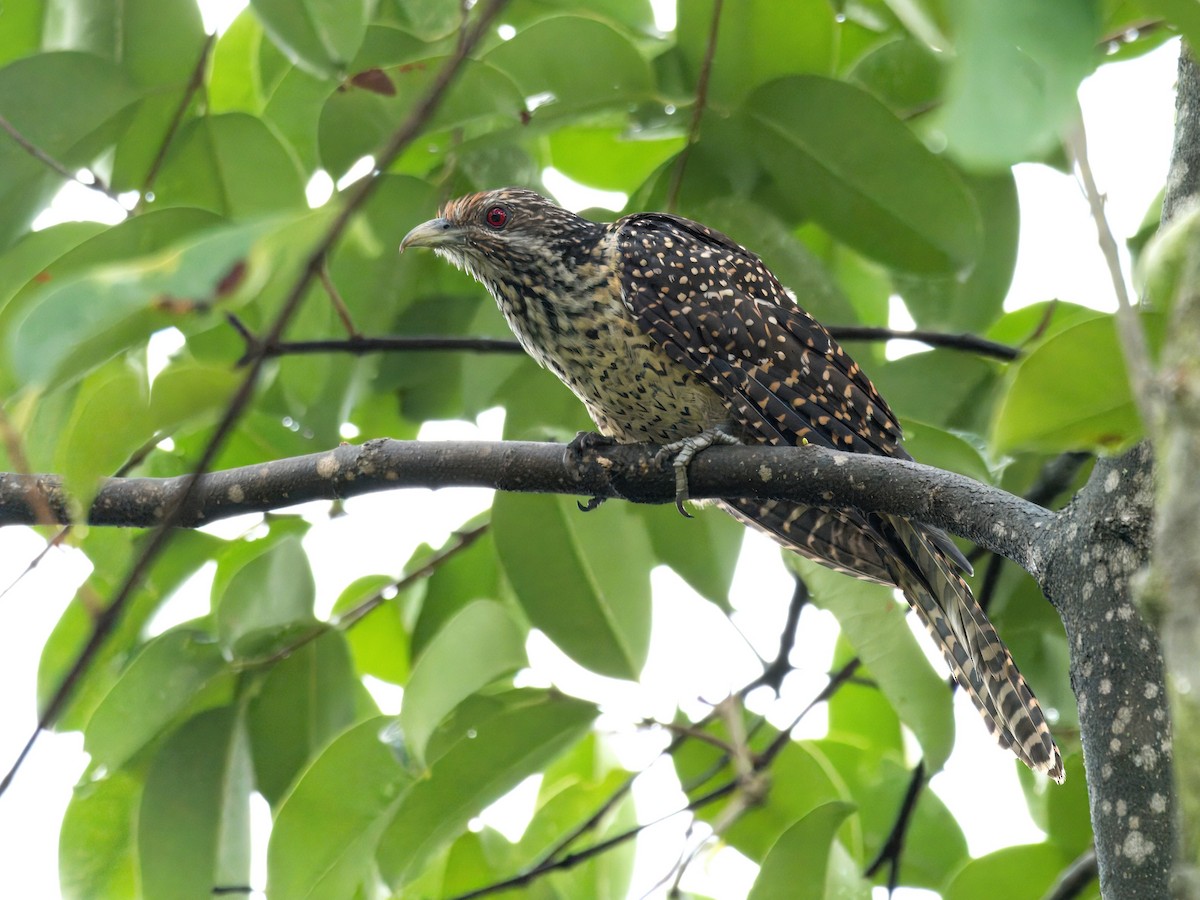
[[878, 514, 1065, 783]]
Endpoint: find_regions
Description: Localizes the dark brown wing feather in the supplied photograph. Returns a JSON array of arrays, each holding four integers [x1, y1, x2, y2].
[[613, 212, 1063, 782]]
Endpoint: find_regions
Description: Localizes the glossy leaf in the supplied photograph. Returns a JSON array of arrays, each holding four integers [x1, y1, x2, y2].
[[246, 630, 361, 806], [676, 0, 835, 106], [377, 690, 596, 888], [38, 529, 227, 732], [792, 559, 956, 772], [0, 52, 139, 247], [992, 314, 1162, 455], [484, 16, 653, 117], [85, 629, 232, 772], [138, 707, 254, 900], [893, 171, 1020, 333], [492, 492, 652, 680], [939, 0, 1099, 167], [399, 600, 527, 765], [215, 535, 317, 659], [944, 842, 1071, 899], [333, 575, 411, 684], [634, 503, 744, 609], [251, 0, 370, 77], [59, 770, 140, 900], [152, 113, 307, 217], [268, 716, 414, 900], [7, 219, 276, 387], [745, 76, 982, 273], [749, 801, 859, 900]]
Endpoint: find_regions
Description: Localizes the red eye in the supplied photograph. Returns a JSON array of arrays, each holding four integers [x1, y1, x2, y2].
[[484, 206, 508, 229]]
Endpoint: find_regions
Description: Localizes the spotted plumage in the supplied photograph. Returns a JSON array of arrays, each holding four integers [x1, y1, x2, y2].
[[402, 188, 1064, 782]]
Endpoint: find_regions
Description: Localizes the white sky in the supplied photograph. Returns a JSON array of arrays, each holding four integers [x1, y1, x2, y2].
[[0, 13, 1182, 899]]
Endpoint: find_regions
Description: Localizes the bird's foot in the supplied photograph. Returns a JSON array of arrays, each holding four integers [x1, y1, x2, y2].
[[655, 426, 741, 518], [566, 430, 616, 459], [566, 431, 617, 513]]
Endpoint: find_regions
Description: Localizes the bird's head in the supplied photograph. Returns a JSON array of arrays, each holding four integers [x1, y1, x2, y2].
[[400, 188, 604, 299]]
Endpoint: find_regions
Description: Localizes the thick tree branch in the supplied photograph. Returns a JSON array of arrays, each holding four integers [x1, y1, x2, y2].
[[0, 439, 1055, 576]]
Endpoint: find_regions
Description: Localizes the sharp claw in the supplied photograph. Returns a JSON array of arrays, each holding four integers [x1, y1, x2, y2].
[[675, 499, 693, 519], [577, 496, 606, 512]]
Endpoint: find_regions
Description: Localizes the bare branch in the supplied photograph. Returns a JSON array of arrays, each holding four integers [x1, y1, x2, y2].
[[0, 438, 1055, 575], [666, 0, 722, 211], [224, 323, 1021, 363], [0, 113, 123, 205], [1064, 124, 1158, 424]]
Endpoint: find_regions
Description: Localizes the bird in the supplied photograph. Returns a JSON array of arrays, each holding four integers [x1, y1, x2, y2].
[[400, 187, 1064, 782]]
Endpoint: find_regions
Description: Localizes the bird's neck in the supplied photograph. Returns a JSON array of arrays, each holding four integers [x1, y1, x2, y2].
[[481, 225, 622, 365]]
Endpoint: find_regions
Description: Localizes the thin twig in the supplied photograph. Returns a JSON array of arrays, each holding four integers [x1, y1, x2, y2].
[[1040, 846, 1098, 900], [0, 0, 510, 801], [136, 33, 216, 210], [224, 324, 1021, 363], [1064, 124, 1158, 424], [864, 761, 926, 893], [665, 0, 723, 211], [318, 263, 361, 337], [237, 522, 489, 668], [0, 113, 122, 204], [831, 325, 1019, 361], [753, 573, 809, 692], [447, 656, 861, 900]]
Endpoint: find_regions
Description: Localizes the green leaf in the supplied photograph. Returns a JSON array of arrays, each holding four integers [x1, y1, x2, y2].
[[409, 525, 502, 659], [317, 59, 523, 178], [54, 360, 149, 511], [871, 350, 999, 432], [939, 0, 1099, 167], [492, 493, 652, 680], [60, 770, 140, 900], [399, 600, 527, 765], [0, 0, 42, 66], [148, 361, 243, 434], [0, 52, 139, 247], [38, 529, 227, 731], [549, 126, 686, 193], [893, 171, 1020, 333], [634, 503, 744, 609], [210, 10, 266, 114], [991, 313, 1162, 455], [676, 0, 835, 106], [138, 707, 254, 900], [85, 629, 232, 772], [251, 0, 370, 77], [7, 218, 276, 387], [944, 842, 1071, 900], [850, 37, 942, 117], [153, 113, 306, 217], [899, 419, 993, 485], [377, 689, 596, 888], [745, 75, 982, 273], [246, 630, 361, 806], [484, 16, 653, 116], [268, 716, 414, 900], [1131, 0, 1200, 57], [792, 559, 955, 771], [333, 575, 410, 684], [215, 535, 317, 659], [748, 801, 859, 900]]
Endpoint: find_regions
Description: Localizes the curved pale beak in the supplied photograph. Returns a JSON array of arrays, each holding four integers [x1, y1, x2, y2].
[[400, 217, 459, 252]]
